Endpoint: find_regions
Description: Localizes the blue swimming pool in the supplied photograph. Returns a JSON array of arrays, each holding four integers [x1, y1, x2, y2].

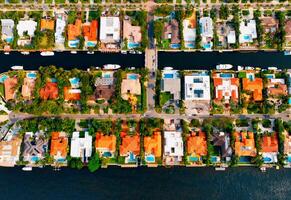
[[247, 74, 254, 81], [263, 157, 272, 163], [27, 72, 37, 79], [163, 73, 174, 79], [69, 40, 79, 48], [103, 73, 111, 78], [243, 35, 251, 41], [288, 98, 291, 105], [211, 156, 218, 163], [220, 73, 232, 78], [102, 152, 112, 158], [31, 156, 39, 162], [189, 156, 199, 162], [127, 152, 136, 163], [70, 77, 80, 85], [86, 41, 96, 47], [57, 158, 66, 163], [185, 43, 195, 48], [128, 42, 140, 49], [287, 156, 291, 163], [265, 74, 274, 79], [127, 74, 138, 80], [239, 156, 251, 163], [0, 75, 8, 83], [203, 43, 211, 49], [5, 37, 13, 43], [170, 43, 181, 49], [145, 155, 155, 163], [50, 78, 57, 83]]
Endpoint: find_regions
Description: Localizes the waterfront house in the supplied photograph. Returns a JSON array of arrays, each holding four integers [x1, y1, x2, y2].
[[99, 17, 120, 49], [55, 12, 67, 47], [266, 78, 287, 97], [239, 20, 257, 45], [216, 21, 236, 47], [23, 132, 48, 165], [40, 81, 58, 100], [94, 71, 115, 101], [183, 11, 196, 48], [234, 131, 256, 161], [163, 131, 183, 165], [163, 19, 180, 48], [67, 19, 82, 48], [40, 18, 55, 31], [210, 132, 232, 163], [184, 72, 210, 101], [199, 17, 213, 50], [123, 17, 142, 49], [260, 17, 278, 35], [22, 72, 37, 100], [82, 20, 98, 48], [242, 75, 263, 102], [144, 131, 162, 164], [285, 19, 291, 47], [186, 130, 207, 164], [0, 134, 21, 167], [121, 73, 141, 102], [161, 69, 181, 101], [50, 132, 68, 165], [283, 131, 291, 165], [260, 133, 278, 164], [4, 77, 18, 101], [119, 132, 140, 164], [95, 132, 116, 158], [70, 132, 92, 163], [16, 20, 37, 46], [64, 77, 81, 101], [212, 72, 239, 103], [1, 19, 14, 43]]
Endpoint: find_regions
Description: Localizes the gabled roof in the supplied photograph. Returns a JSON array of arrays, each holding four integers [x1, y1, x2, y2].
[[144, 131, 162, 157], [95, 132, 116, 153], [22, 77, 35, 100], [50, 132, 68, 158]]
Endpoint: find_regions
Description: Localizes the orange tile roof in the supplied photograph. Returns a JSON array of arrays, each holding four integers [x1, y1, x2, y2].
[[213, 78, 222, 87], [95, 132, 116, 153], [144, 131, 162, 157], [120, 134, 140, 156], [261, 133, 278, 153], [50, 132, 68, 158], [242, 78, 263, 101], [268, 83, 287, 96], [4, 77, 17, 100], [83, 20, 98, 41], [231, 78, 239, 86], [187, 130, 207, 156], [67, 19, 82, 41], [234, 132, 256, 157], [39, 82, 58, 100], [40, 19, 55, 31], [64, 87, 81, 101]]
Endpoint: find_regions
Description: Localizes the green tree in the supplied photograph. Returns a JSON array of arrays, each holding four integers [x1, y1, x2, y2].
[[88, 152, 102, 172]]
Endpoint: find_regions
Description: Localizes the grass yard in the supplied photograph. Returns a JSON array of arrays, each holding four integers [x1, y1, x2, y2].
[[0, 84, 4, 97], [160, 92, 172, 107]]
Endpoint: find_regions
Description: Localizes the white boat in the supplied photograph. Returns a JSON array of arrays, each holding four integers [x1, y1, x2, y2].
[[71, 51, 77, 54], [121, 50, 127, 54], [129, 67, 135, 70], [284, 50, 291, 56], [129, 50, 136, 54], [22, 166, 32, 171], [87, 51, 94, 55], [215, 167, 226, 171], [237, 66, 244, 71], [163, 67, 173, 70], [136, 51, 142, 54], [11, 65, 23, 70], [96, 67, 100, 70], [21, 51, 30, 55], [216, 64, 233, 70], [245, 66, 254, 70], [40, 51, 54, 56], [268, 67, 277, 70], [4, 52, 9, 55], [103, 64, 121, 70]]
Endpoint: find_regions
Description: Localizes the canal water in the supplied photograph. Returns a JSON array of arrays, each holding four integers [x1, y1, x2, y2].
[[158, 51, 291, 70], [0, 167, 290, 200]]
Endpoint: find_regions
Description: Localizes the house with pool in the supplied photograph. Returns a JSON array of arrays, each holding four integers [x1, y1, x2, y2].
[[99, 17, 120, 49], [55, 11, 67, 48], [186, 130, 207, 165], [234, 131, 257, 164], [16, 19, 37, 46], [95, 132, 116, 158], [121, 73, 141, 110], [209, 131, 232, 164], [285, 19, 291, 48], [64, 77, 81, 101], [22, 71, 37, 100], [260, 133, 278, 164], [163, 131, 183, 165], [183, 11, 196, 49], [283, 130, 291, 166], [94, 71, 115, 101], [161, 69, 181, 104], [119, 132, 140, 165], [4, 77, 18, 101], [123, 17, 141, 49], [199, 17, 213, 50], [39, 79, 59, 100], [50, 132, 68, 166], [0, 133, 22, 167], [67, 19, 82, 48], [1, 19, 14, 44], [266, 77, 287, 98], [22, 132, 48, 165], [162, 19, 180, 49], [239, 20, 257, 46], [144, 131, 162, 165], [242, 72, 263, 102], [82, 20, 98, 48], [70, 132, 92, 163]]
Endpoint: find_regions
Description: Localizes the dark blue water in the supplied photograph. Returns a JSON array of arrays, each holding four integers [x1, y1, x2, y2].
[[1, 167, 291, 200]]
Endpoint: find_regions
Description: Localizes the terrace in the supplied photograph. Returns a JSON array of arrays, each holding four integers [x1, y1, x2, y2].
[[55, 11, 67, 48], [40, 18, 55, 31], [163, 19, 180, 49], [183, 11, 196, 49], [95, 132, 116, 158], [216, 21, 236, 48], [22, 72, 37, 100], [210, 132, 232, 163], [239, 20, 257, 46], [144, 131, 162, 164], [121, 73, 141, 102], [266, 78, 287, 97], [285, 19, 291, 47], [242, 74, 263, 102], [50, 132, 68, 164], [99, 17, 120, 49], [119, 132, 140, 164], [95, 72, 115, 101], [67, 19, 82, 48], [199, 17, 213, 50], [39, 81, 58, 100], [161, 69, 181, 101]]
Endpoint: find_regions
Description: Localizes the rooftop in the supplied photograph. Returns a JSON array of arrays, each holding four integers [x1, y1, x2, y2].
[[261, 133, 278, 153], [210, 132, 232, 158], [121, 74, 141, 100], [163, 19, 180, 44], [119, 134, 140, 156], [17, 20, 37, 37], [144, 131, 162, 158], [242, 77, 263, 101], [23, 132, 48, 163], [161, 70, 181, 100], [4, 77, 18, 101], [267, 78, 287, 97], [70, 132, 92, 160], [234, 131, 256, 157], [187, 130, 207, 157], [83, 20, 98, 42], [50, 132, 68, 159], [99, 17, 120, 43], [39, 82, 58, 100], [40, 19, 55, 31], [239, 20, 257, 43], [22, 75, 36, 100], [0, 135, 21, 167], [123, 18, 142, 44], [1, 19, 14, 39], [164, 131, 183, 158], [67, 19, 82, 41], [184, 73, 210, 101], [95, 133, 116, 155], [199, 17, 213, 38], [64, 87, 81, 101]]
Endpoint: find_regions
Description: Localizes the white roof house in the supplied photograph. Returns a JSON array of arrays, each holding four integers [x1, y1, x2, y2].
[[70, 132, 92, 162], [1, 19, 14, 41], [164, 131, 183, 160], [184, 72, 211, 101], [227, 30, 236, 44], [161, 69, 181, 100], [239, 20, 257, 43], [55, 13, 66, 45], [183, 19, 196, 42], [17, 20, 37, 37], [100, 17, 120, 43], [199, 17, 213, 38]]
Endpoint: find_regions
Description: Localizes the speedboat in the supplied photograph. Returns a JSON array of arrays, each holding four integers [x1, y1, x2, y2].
[[4, 52, 9, 55], [268, 67, 277, 70], [22, 166, 32, 171], [129, 50, 136, 54], [284, 50, 291, 56], [40, 51, 54, 56], [163, 67, 173, 70], [21, 51, 30, 55], [237, 66, 244, 71], [87, 51, 94, 55], [103, 64, 121, 70], [121, 50, 127, 54], [11, 65, 23, 70], [216, 64, 233, 70], [245, 66, 254, 70], [136, 51, 142, 54], [70, 51, 77, 54]]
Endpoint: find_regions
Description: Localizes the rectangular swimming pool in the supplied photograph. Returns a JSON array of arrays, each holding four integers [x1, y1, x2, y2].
[[163, 73, 174, 79], [145, 155, 155, 163], [220, 73, 232, 78], [127, 74, 138, 80], [27, 72, 37, 79]]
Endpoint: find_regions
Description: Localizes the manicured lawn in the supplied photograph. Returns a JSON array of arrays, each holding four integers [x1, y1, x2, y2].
[[162, 39, 170, 49], [45, 0, 53, 3], [68, 11, 77, 24], [55, 0, 65, 3], [0, 84, 4, 97], [39, 35, 48, 48], [69, 0, 78, 3], [176, 0, 182, 3], [238, 72, 247, 78], [160, 92, 172, 106], [0, 0, 5, 3]]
